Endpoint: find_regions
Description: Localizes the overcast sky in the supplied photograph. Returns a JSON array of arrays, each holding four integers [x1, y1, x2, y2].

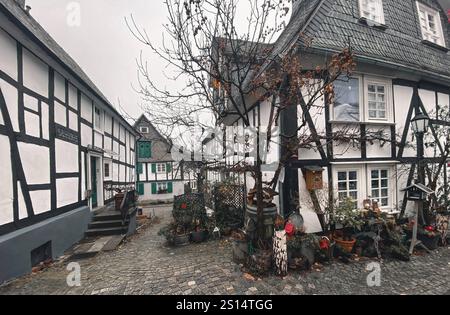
[[27, 0, 170, 122]]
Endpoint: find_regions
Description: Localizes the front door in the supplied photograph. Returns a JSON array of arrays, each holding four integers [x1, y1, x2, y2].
[[91, 156, 98, 208]]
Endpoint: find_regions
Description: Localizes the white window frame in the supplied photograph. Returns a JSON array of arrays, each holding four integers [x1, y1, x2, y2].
[[94, 106, 104, 133], [157, 182, 168, 194], [140, 126, 149, 133], [104, 159, 112, 180], [416, 1, 446, 47], [359, 0, 385, 25], [332, 75, 364, 122], [367, 165, 395, 211], [156, 163, 166, 174], [334, 166, 365, 209], [363, 77, 393, 122]]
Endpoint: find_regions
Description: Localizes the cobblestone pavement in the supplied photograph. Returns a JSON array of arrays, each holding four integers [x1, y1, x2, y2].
[[1, 205, 449, 295]]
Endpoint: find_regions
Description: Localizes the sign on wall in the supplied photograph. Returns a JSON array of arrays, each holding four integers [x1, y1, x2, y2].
[[55, 124, 79, 145]]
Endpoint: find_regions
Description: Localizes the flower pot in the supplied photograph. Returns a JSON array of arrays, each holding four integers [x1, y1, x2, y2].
[[232, 239, 249, 264], [191, 230, 207, 243], [334, 237, 356, 254], [173, 233, 190, 246]]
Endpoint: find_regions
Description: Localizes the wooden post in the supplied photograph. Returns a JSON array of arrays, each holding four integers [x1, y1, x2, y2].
[[409, 202, 419, 254]]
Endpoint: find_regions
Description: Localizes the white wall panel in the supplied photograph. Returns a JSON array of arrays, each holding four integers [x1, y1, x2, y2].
[[0, 79, 19, 131], [23, 94, 38, 112], [30, 190, 51, 215], [393, 85, 415, 157], [437, 93, 449, 108], [418, 89, 436, 115], [54, 101, 66, 126], [81, 123, 92, 147], [68, 83, 78, 110], [54, 72, 66, 101], [119, 164, 126, 182], [0, 135, 13, 225], [18, 142, 50, 185], [55, 139, 78, 173], [17, 184, 27, 220], [94, 131, 102, 148], [24, 111, 40, 138], [0, 28, 17, 80], [68, 110, 78, 131], [366, 126, 391, 158], [56, 178, 78, 208], [41, 102, 49, 140], [104, 113, 112, 134], [80, 93, 92, 122], [23, 48, 49, 97], [81, 153, 86, 200]]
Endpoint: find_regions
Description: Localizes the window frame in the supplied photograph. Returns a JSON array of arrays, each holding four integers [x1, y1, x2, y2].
[[104, 160, 112, 180], [359, 0, 386, 25], [157, 182, 168, 194], [336, 169, 360, 209], [332, 75, 364, 123], [156, 163, 167, 174], [139, 126, 149, 134], [363, 77, 392, 122], [367, 165, 395, 211], [416, 1, 446, 47]]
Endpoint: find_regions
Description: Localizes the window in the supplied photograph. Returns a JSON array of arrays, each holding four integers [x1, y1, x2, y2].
[[333, 75, 392, 123], [94, 106, 103, 131], [157, 163, 166, 173], [140, 126, 149, 133], [337, 170, 358, 208], [417, 2, 445, 47], [367, 83, 386, 120], [370, 169, 389, 207], [104, 161, 111, 178], [333, 78, 361, 122], [157, 182, 168, 193], [138, 141, 152, 158], [359, 0, 385, 24]]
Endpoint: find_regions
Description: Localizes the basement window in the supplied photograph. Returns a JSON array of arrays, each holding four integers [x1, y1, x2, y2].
[[31, 241, 52, 267]]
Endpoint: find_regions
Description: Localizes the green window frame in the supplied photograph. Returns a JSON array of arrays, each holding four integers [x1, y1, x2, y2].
[[137, 183, 145, 195]]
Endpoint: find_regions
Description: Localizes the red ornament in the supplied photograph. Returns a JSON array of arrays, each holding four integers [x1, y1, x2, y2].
[[424, 225, 434, 232], [285, 222, 295, 236], [319, 238, 330, 250], [181, 203, 187, 209]]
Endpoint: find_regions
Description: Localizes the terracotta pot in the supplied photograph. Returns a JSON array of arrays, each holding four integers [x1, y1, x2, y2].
[[334, 238, 356, 254]]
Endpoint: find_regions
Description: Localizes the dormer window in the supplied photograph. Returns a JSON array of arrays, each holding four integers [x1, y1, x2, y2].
[[359, 0, 385, 25], [417, 2, 446, 47], [140, 126, 149, 134]]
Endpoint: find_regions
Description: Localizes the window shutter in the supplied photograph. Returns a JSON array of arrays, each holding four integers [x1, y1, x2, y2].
[[137, 162, 143, 174], [147, 142, 152, 158], [167, 182, 173, 194], [151, 183, 157, 194], [166, 162, 172, 173], [137, 183, 144, 195], [151, 163, 156, 173]]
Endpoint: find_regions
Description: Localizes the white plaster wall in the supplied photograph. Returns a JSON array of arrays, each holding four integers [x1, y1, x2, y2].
[[81, 123, 92, 147], [55, 139, 78, 173], [0, 109, 3, 125], [119, 164, 126, 182], [18, 142, 50, 185], [119, 144, 126, 162], [68, 110, 78, 131], [419, 89, 436, 115], [0, 79, 19, 131], [437, 93, 449, 108], [68, 83, 78, 110], [94, 131, 102, 148], [80, 93, 92, 122], [22, 48, 49, 97], [104, 135, 112, 152], [30, 190, 51, 215], [394, 85, 415, 158], [81, 153, 86, 199], [17, 184, 27, 220], [104, 113, 112, 134], [112, 140, 119, 155], [129, 133, 135, 150], [366, 125, 391, 158], [41, 102, 49, 140], [56, 178, 79, 208], [23, 94, 38, 112], [0, 135, 13, 225], [54, 101, 66, 126], [24, 111, 40, 138], [112, 163, 119, 182], [332, 124, 361, 159], [54, 71, 66, 101], [113, 119, 119, 138], [0, 28, 17, 80], [120, 125, 126, 143]]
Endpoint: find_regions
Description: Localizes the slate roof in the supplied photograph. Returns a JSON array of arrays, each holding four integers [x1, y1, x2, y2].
[[296, 0, 450, 80], [0, 0, 137, 132]]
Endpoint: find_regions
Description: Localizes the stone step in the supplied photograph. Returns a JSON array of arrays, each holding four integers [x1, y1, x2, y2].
[[88, 219, 128, 229], [102, 235, 126, 252], [71, 236, 112, 259], [85, 226, 128, 237]]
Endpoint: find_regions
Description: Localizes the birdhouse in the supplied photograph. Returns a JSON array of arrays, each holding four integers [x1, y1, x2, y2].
[[304, 166, 324, 190], [401, 183, 434, 201]]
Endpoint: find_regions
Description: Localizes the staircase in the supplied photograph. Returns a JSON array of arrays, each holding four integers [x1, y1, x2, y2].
[[86, 209, 135, 237]]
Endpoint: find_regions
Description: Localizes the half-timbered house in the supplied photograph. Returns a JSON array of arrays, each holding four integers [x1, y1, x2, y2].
[[207, 0, 450, 233], [134, 115, 185, 202], [0, 0, 137, 283]]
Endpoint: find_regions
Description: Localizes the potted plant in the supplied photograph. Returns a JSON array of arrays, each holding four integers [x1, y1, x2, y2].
[[417, 225, 441, 250], [331, 197, 365, 253]]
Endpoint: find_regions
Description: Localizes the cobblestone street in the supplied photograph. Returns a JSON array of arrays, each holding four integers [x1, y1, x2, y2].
[[1, 205, 449, 295]]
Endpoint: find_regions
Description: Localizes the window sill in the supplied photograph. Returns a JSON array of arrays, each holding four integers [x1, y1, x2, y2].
[[329, 120, 395, 126], [421, 40, 448, 52], [358, 17, 388, 31]]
